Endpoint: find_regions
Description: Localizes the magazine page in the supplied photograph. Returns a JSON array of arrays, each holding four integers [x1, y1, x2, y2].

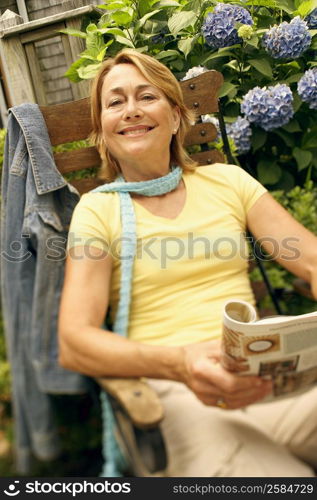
[[222, 300, 317, 400]]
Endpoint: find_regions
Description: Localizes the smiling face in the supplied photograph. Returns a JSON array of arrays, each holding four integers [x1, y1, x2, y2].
[[100, 63, 180, 181]]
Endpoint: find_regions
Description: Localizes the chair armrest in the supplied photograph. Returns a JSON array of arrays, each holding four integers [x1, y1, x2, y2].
[[95, 377, 164, 429]]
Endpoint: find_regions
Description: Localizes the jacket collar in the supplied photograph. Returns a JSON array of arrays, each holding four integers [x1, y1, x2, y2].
[[9, 104, 67, 195]]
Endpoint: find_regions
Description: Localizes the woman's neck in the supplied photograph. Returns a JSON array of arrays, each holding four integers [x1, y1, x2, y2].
[[119, 159, 171, 183]]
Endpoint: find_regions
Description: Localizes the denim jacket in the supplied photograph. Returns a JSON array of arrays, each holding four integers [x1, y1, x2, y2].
[[1, 103, 89, 473]]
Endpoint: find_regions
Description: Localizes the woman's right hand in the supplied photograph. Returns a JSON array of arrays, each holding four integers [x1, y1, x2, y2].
[[181, 339, 272, 409]]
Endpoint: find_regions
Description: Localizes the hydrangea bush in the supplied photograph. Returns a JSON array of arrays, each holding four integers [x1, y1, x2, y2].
[[64, 0, 317, 189]]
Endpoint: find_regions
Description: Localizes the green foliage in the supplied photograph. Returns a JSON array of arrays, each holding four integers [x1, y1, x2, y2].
[[257, 182, 317, 314], [63, 0, 317, 188]]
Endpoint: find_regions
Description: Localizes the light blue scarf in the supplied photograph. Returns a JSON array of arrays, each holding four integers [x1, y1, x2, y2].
[[91, 166, 183, 476]]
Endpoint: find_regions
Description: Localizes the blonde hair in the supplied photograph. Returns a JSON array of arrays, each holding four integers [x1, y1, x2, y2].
[[90, 49, 197, 181]]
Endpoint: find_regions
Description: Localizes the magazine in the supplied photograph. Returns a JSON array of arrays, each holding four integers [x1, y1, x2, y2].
[[222, 300, 317, 400]]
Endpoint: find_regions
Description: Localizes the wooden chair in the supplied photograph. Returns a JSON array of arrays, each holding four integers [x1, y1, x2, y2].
[[40, 70, 314, 475]]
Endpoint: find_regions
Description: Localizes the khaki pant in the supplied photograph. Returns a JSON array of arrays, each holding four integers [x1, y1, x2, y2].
[[147, 379, 317, 477]]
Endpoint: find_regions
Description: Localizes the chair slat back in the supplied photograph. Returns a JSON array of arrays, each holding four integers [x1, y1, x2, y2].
[[40, 70, 224, 195]]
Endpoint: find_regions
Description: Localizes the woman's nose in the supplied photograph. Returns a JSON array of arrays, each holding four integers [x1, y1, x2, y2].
[[123, 98, 142, 120]]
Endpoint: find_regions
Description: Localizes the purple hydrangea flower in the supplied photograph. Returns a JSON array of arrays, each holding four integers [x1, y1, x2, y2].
[[241, 84, 294, 131], [181, 66, 208, 81], [306, 8, 317, 29], [297, 68, 317, 110], [202, 3, 253, 49], [226, 117, 252, 154], [262, 16, 311, 59]]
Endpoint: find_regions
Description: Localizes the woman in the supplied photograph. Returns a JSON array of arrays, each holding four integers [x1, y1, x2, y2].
[[58, 49, 317, 477]]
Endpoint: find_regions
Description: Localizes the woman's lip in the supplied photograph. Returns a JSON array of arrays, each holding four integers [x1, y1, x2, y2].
[[118, 126, 155, 135]]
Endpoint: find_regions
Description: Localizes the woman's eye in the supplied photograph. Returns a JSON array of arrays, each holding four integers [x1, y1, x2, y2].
[[141, 94, 156, 101], [108, 99, 122, 107]]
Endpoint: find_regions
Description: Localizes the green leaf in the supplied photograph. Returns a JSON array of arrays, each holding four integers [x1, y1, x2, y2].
[[59, 28, 86, 39], [99, 27, 127, 36], [178, 36, 197, 57], [302, 127, 317, 149], [292, 93, 302, 112], [112, 11, 133, 26], [170, 58, 184, 71], [282, 120, 301, 133], [115, 35, 135, 48], [284, 73, 303, 84], [86, 23, 98, 32], [249, 59, 273, 78], [139, 0, 153, 16], [137, 10, 161, 29], [218, 82, 237, 98], [252, 128, 267, 152], [297, 0, 317, 17], [86, 31, 105, 58], [293, 148, 313, 171], [246, 35, 259, 48], [274, 130, 295, 148], [201, 50, 233, 64], [100, 2, 127, 10], [64, 58, 87, 82], [154, 49, 179, 59], [245, 0, 277, 6], [153, 0, 181, 7], [277, 0, 296, 14], [77, 62, 102, 80], [168, 11, 197, 34], [257, 161, 282, 185]]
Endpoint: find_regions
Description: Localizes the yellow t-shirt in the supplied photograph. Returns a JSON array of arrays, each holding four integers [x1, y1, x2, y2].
[[68, 164, 267, 346]]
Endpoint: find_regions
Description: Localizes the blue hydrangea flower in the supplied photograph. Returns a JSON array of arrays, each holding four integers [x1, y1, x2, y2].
[[306, 8, 317, 29], [201, 115, 251, 155], [181, 66, 208, 81], [202, 3, 253, 49], [241, 84, 294, 131], [226, 117, 252, 154], [297, 68, 317, 110], [262, 16, 311, 59]]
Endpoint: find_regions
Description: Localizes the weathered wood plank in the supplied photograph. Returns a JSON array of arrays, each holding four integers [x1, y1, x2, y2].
[[0, 2, 18, 15], [20, 22, 65, 43], [36, 35, 61, 46], [24, 41, 47, 104], [16, 0, 29, 22], [0, 5, 100, 38], [46, 88, 73, 104], [45, 77, 71, 93], [0, 35, 36, 104], [0, 9, 23, 31], [39, 52, 68, 70], [41, 65, 68, 82], [36, 39, 62, 58]]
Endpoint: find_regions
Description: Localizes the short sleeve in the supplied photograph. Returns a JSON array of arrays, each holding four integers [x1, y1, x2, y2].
[[234, 165, 267, 213], [216, 164, 267, 213], [67, 193, 112, 253]]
